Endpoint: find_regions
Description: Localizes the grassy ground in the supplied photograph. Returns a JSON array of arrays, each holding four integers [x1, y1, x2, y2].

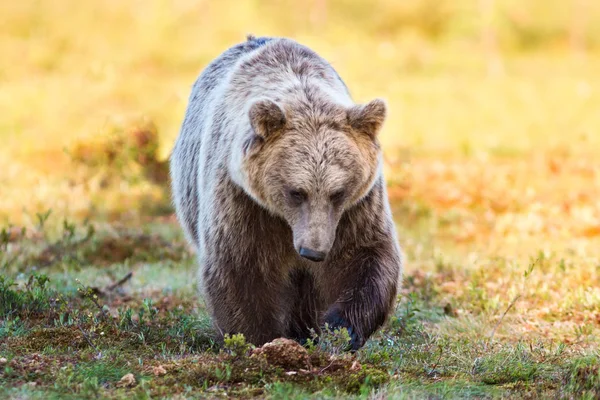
[[2, 1, 600, 398], [1, 201, 599, 399]]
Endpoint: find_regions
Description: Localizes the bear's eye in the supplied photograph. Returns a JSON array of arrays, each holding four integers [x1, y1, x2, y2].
[[330, 190, 346, 204], [288, 189, 307, 205]]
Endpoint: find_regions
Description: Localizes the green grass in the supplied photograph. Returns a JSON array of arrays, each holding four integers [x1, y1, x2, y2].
[[1, 213, 599, 399]]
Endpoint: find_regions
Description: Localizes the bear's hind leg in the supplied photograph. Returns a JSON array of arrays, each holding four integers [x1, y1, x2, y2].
[[285, 269, 323, 345]]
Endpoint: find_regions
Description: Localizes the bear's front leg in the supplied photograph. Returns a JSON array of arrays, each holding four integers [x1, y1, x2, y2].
[[202, 260, 289, 347], [322, 244, 401, 351]]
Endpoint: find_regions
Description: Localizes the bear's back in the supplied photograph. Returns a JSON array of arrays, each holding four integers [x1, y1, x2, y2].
[[169, 36, 272, 245], [178, 36, 276, 144]]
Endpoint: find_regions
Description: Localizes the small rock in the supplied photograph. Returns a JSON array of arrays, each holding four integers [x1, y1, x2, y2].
[[153, 365, 167, 376], [27, 382, 37, 387], [251, 338, 311, 370], [116, 373, 136, 388], [0, 357, 7, 365]]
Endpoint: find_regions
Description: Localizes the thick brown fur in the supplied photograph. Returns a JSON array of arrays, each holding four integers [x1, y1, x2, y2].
[[169, 35, 403, 351]]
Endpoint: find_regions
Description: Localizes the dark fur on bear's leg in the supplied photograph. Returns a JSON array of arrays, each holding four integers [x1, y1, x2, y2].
[[322, 240, 400, 352], [286, 269, 323, 345], [202, 255, 290, 347]]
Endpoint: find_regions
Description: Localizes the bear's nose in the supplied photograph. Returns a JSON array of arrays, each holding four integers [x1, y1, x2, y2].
[[299, 247, 327, 262]]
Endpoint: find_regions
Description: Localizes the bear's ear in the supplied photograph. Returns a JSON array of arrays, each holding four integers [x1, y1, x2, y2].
[[347, 98, 387, 139], [249, 99, 286, 139]]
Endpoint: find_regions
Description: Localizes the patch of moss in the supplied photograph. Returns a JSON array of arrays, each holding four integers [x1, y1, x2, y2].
[[145, 346, 390, 397], [341, 366, 390, 393], [1, 353, 77, 388], [8, 327, 89, 352]]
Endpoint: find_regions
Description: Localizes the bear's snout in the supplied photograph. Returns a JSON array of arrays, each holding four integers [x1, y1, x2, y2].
[[298, 247, 327, 262]]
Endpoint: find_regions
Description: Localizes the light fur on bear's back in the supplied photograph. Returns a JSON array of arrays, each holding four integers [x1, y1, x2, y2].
[[169, 35, 403, 350]]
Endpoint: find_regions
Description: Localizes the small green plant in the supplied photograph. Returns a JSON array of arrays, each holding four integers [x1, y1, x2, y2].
[[0, 316, 26, 338], [0, 224, 24, 270], [223, 333, 251, 357], [35, 209, 52, 233], [0, 273, 53, 318], [317, 324, 352, 355]]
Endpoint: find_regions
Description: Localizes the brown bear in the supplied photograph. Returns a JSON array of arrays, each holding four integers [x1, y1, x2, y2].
[[169, 35, 403, 351]]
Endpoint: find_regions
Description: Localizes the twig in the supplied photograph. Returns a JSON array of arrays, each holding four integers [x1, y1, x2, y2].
[[85, 271, 133, 299], [319, 360, 336, 375], [486, 295, 520, 350], [77, 325, 97, 350], [105, 271, 133, 292]]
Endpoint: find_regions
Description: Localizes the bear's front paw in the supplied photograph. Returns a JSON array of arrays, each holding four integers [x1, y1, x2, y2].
[[323, 308, 363, 352]]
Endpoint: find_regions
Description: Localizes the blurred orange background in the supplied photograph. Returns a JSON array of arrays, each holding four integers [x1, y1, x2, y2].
[[1, 0, 599, 255]]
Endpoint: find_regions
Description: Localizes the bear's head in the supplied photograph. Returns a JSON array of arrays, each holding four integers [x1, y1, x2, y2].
[[241, 97, 386, 262]]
